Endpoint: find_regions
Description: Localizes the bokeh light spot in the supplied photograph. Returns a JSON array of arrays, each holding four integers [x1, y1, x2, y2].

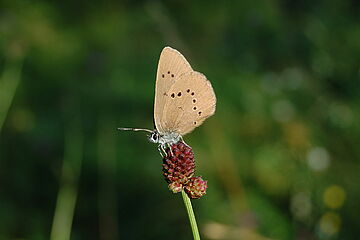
[[323, 185, 346, 209], [319, 212, 341, 236], [291, 192, 312, 220], [307, 147, 330, 171]]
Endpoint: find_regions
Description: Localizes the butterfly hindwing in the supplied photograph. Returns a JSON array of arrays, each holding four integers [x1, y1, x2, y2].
[[160, 71, 216, 136]]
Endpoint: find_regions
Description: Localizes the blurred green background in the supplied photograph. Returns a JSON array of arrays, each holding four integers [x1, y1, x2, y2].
[[1, 0, 359, 239]]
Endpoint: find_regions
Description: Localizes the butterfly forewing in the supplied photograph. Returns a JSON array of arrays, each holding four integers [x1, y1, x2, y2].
[[154, 47, 193, 134], [161, 71, 216, 136]]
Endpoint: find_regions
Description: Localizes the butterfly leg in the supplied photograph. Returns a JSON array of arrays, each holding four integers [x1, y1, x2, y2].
[[166, 143, 174, 156], [158, 144, 166, 157], [179, 136, 190, 148], [157, 143, 175, 157]]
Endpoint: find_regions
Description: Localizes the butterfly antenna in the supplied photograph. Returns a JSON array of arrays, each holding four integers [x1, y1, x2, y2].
[[117, 127, 153, 133]]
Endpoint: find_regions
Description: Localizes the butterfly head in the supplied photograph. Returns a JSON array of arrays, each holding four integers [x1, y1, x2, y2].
[[148, 130, 160, 143], [149, 130, 182, 145]]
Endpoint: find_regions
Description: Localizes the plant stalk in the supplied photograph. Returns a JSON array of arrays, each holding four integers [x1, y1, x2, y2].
[[181, 189, 201, 240]]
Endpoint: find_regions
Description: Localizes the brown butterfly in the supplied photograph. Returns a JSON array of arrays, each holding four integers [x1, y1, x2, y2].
[[119, 47, 216, 154]]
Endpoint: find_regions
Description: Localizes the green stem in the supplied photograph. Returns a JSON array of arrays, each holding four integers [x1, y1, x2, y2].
[[181, 190, 201, 240], [0, 58, 23, 132], [50, 117, 82, 240]]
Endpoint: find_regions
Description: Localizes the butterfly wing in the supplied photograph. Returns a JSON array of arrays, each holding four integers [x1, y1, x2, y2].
[[154, 47, 193, 134], [160, 71, 216, 136]]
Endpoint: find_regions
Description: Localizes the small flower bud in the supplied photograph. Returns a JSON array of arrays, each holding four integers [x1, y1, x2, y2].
[[184, 176, 208, 199]]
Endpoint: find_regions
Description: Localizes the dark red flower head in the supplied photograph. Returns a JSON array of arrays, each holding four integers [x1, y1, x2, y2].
[[162, 142, 195, 193], [162, 142, 208, 199]]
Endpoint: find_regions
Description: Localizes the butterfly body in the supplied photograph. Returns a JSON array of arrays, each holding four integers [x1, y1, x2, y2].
[[148, 130, 181, 145], [119, 47, 216, 155]]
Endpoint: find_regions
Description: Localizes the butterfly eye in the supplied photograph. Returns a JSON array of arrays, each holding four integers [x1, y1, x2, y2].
[[150, 132, 158, 142]]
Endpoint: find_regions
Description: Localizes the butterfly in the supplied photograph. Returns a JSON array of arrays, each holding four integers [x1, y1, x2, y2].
[[119, 47, 216, 155]]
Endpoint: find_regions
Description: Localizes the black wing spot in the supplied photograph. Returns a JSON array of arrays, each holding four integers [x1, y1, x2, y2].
[[191, 92, 195, 96], [167, 71, 170, 74], [193, 99, 196, 103], [198, 111, 202, 116], [171, 74, 174, 77], [178, 92, 182, 97], [162, 74, 165, 78], [193, 107, 197, 110], [187, 89, 190, 93], [194, 121, 197, 125], [171, 93, 175, 98]]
